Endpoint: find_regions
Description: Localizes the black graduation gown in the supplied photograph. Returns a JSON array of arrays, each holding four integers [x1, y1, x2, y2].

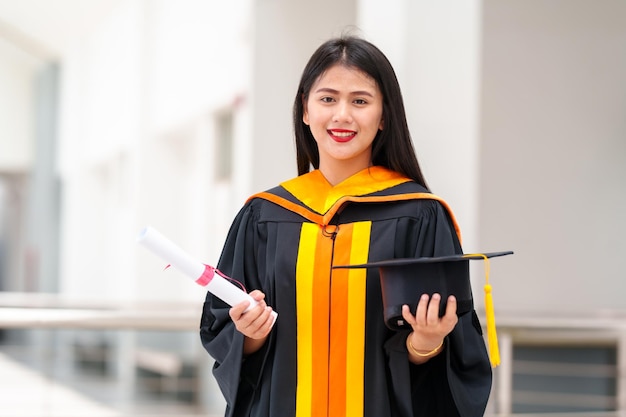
[[200, 167, 492, 417]]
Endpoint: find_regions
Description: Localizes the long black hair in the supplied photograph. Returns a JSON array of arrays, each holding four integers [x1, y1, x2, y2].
[[293, 36, 429, 189]]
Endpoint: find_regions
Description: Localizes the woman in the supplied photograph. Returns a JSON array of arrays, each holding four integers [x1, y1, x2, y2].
[[200, 36, 492, 417]]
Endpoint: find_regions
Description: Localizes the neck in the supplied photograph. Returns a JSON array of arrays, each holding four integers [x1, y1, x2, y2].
[[319, 160, 372, 186]]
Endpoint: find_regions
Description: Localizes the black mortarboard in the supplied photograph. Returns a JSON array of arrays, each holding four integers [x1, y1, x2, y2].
[[333, 250, 513, 367], [334, 251, 512, 329]]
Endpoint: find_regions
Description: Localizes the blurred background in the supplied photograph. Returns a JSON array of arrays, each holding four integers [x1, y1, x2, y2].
[[0, 0, 625, 416]]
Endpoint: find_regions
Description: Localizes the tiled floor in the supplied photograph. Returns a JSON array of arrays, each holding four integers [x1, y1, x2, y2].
[[0, 351, 210, 417], [0, 351, 120, 417]]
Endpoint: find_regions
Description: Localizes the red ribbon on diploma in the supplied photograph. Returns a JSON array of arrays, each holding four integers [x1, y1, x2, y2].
[[164, 263, 247, 291]]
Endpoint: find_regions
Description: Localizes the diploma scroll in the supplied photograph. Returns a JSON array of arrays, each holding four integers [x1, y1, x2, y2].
[[137, 226, 277, 322]]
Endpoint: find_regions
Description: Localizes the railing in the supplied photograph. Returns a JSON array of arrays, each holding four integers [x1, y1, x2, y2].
[[0, 292, 223, 417], [1, 292, 626, 417]]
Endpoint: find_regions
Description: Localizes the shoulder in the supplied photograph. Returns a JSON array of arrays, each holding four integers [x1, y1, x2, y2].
[[359, 181, 458, 225], [368, 180, 430, 196], [365, 181, 446, 211], [243, 185, 309, 223]]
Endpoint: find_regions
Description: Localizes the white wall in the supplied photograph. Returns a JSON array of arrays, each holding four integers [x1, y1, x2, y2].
[[480, 0, 626, 313], [0, 37, 38, 171], [136, 0, 254, 300], [359, 0, 483, 284], [57, 0, 255, 301], [249, 0, 358, 192], [57, 0, 143, 300], [402, 1, 482, 255], [0, 35, 40, 291]]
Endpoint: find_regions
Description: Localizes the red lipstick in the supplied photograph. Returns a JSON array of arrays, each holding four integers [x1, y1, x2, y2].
[[328, 129, 356, 143]]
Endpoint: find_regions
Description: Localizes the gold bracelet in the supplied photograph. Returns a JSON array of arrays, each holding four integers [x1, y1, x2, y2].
[[407, 334, 444, 357]]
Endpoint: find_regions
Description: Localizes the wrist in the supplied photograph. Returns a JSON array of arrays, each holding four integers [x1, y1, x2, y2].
[[243, 335, 268, 356], [406, 332, 444, 358]]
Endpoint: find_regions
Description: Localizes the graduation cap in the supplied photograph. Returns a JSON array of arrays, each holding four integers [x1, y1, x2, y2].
[[334, 250, 513, 367]]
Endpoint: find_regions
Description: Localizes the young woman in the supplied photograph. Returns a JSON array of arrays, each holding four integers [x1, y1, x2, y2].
[[200, 36, 492, 417]]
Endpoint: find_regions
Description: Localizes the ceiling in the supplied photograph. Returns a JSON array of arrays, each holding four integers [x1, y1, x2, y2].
[[0, 0, 124, 59]]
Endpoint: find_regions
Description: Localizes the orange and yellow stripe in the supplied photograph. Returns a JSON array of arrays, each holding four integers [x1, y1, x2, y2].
[[295, 221, 371, 417]]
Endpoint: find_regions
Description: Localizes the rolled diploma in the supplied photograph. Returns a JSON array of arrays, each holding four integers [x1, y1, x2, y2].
[[137, 226, 277, 321]]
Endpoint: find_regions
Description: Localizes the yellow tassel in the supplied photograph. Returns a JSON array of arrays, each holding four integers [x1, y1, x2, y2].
[[466, 254, 500, 367], [484, 283, 500, 367]]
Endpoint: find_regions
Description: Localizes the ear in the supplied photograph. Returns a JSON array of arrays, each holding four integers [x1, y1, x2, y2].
[[302, 95, 310, 125], [378, 115, 384, 130]]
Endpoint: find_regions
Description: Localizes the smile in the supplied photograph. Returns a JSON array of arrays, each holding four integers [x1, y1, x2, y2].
[[328, 129, 356, 142]]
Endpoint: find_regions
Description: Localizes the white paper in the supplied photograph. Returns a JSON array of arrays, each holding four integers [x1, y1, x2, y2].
[[137, 226, 205, 280], [137, 226, 277, 323]]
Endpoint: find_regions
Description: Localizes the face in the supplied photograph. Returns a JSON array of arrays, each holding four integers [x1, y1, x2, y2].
[[303, 64, 384, 178]]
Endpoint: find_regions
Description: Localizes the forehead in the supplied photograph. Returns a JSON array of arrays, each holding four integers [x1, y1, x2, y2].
[[311, 64, 380, 93]]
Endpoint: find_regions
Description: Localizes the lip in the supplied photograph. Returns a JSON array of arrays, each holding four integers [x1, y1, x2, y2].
[[328, 129, 356, 143]]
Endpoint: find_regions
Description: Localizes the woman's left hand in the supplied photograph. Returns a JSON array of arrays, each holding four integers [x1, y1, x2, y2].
[[402, 293, 458, 363]]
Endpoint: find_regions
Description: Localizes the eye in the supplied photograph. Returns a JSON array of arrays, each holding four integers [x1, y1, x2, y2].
[[320, 96, 335, 103], [354, 99, 368, 105]]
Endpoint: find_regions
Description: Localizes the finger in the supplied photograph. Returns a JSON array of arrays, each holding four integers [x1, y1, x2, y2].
[[229, 300, 251, 321], [247, 307, 274, 338], [251, 305, 272, 326], [444, 295, 457, 316], [231, 299, 262, 325], [234, 308, 263, 335], [249, 290, 266, 301], [237, 295, 267, 318], [251, 298, 267, 311], [442, 295, 459, 326], [401, 304, 416, 327], [415, 294, 430, 326], [259, 307, 276, 332], [426, 293, 441, 325]]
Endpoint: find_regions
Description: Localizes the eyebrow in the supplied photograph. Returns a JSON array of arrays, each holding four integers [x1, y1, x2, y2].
[[313, 87, 375, 97]]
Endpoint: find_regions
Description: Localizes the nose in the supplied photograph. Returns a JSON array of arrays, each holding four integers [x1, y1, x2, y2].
[[333, 101, 353, 123]]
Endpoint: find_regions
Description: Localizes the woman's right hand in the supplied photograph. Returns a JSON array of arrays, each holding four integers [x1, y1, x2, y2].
[[229, 290, 274, 355]]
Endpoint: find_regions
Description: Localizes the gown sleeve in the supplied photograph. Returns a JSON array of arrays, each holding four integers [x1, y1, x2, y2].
[[383, 199, 492, 417], [199, 201, 272, 417]]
